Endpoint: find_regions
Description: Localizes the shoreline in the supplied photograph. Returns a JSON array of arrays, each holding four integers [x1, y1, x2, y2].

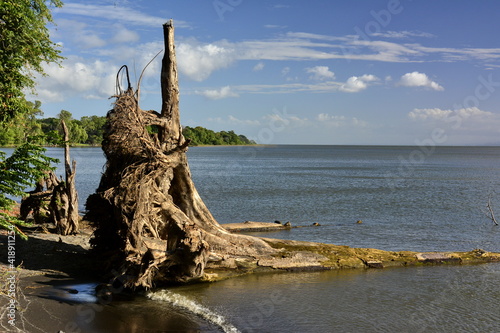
[[1, 222, 499, 331]]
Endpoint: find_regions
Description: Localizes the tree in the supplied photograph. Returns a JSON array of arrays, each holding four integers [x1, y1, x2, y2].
[[0, 101, 44, 145], [0, 0, 64, 236], [0, 142, 57, 239], [56, 110, 88, 144], [0, 0, 64, 121], [85, 21, 276, 288], [182, 126, 255, 145], [81, 115, 106, 145]]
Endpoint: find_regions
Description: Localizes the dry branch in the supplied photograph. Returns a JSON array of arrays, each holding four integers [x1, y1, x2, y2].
[[485, 196, 499, 226]]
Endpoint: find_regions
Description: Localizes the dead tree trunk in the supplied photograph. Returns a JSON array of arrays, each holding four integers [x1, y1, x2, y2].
[[20, 120, 79, 235], [85, 20, 275, 288], [55, 120, 79, 235]]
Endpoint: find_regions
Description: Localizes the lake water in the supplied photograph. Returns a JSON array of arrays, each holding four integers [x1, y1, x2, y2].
[[3, 145, 500, 332]]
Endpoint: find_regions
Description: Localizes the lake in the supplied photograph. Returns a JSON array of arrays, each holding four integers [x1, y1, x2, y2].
[[3, 145, 500, 332]]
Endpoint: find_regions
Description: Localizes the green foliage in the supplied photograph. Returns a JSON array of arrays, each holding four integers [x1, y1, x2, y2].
[[183, 126, 256, 146], [0, 0, 64, 121], [0, 100, 44, 145], [0, 1, 63, 237], [80, 115, 106, 145], [0, 141, 57, 239]]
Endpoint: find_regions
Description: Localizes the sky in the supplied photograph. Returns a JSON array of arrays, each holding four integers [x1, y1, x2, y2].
[[31, 0, 500, 145]]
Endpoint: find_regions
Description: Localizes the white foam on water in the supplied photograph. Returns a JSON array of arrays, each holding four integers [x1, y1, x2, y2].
[[147, 289, 241, 333]]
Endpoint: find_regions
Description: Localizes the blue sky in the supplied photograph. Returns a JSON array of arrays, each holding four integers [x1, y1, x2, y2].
[[32, 0, 500, 145]]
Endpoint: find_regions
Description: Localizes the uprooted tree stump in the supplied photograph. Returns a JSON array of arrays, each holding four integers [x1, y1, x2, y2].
[[85, 20, 277, 288]]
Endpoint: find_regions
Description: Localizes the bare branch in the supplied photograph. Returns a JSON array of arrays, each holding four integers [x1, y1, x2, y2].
[[485, 196, 499, 226]]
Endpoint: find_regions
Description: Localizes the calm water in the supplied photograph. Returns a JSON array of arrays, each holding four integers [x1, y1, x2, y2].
[[3, 145, 500, 332]]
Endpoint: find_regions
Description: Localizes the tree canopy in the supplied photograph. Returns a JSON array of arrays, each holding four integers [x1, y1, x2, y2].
[[183, 126, 256, 146], [0, 0, 63, 121]]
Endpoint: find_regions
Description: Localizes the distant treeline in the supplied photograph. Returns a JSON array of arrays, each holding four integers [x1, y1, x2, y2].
[[0, 104, 255, 146], [183, 126, 256, 146]]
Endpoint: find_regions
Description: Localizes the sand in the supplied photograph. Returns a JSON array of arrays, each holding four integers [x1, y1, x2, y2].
[[0, 223, 100, 332]]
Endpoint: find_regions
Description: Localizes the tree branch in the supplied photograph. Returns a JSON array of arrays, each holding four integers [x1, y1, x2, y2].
[[485, 196, 499, 226]]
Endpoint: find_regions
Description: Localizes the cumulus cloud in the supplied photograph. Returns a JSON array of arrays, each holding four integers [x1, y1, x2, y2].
[[34, 57, 118, 102], [196, 86, 239, 100], [306, 66, 335, 80], [339, 74, 378, 93], [408, 108, 453, 120], [177, 40, 235, 81], [399, 72, 444, 91], [408, 107, 493, 121]]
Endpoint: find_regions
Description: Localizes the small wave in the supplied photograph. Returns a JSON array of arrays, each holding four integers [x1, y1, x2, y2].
[[147, 289, 240, 333]]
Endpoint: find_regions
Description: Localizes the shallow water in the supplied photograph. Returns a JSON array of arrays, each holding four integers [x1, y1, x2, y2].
[[61, 264, 500, 332]]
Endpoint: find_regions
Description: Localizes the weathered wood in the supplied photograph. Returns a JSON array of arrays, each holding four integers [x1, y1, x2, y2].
[[85, 20, 276, 288], [20, 121, 79, 235], [160, 19, 184, 150], [57, 120, 79, 235]]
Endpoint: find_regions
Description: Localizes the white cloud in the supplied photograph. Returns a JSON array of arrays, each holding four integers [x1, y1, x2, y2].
[[316, 113, 368, 127], [408, 108, 453, 120], [262, 113, 309, 128], [352, 117, 369, 127], [370, 30, 435, 39], [54, 18, 106, 49], [177, 40, 235, 81], [153, 33, 500, 82], [408, 107, 493, 121], [253, 62, 265, 71], [339, 74, 378, 93], [33, 57, 118, 102], [196, 86, 239, 100], [264, 24, 287, 29], [455, 107, 493, 118], [317, 113, 345, 123], [306, 66, 335, 80], [55, 3, 190, 28], [399, 72, 444, 91]]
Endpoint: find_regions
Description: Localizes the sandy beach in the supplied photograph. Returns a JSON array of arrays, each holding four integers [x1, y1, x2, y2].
[[0, 223, 102, 332]]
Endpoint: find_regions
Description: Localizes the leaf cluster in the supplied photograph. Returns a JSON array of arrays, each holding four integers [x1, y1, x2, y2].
[[0, 141, 57, 239], [0, 0, 63, 121]]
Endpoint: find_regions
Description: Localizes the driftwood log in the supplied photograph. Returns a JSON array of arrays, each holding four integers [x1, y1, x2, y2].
[[85, 20, 277, 288]]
